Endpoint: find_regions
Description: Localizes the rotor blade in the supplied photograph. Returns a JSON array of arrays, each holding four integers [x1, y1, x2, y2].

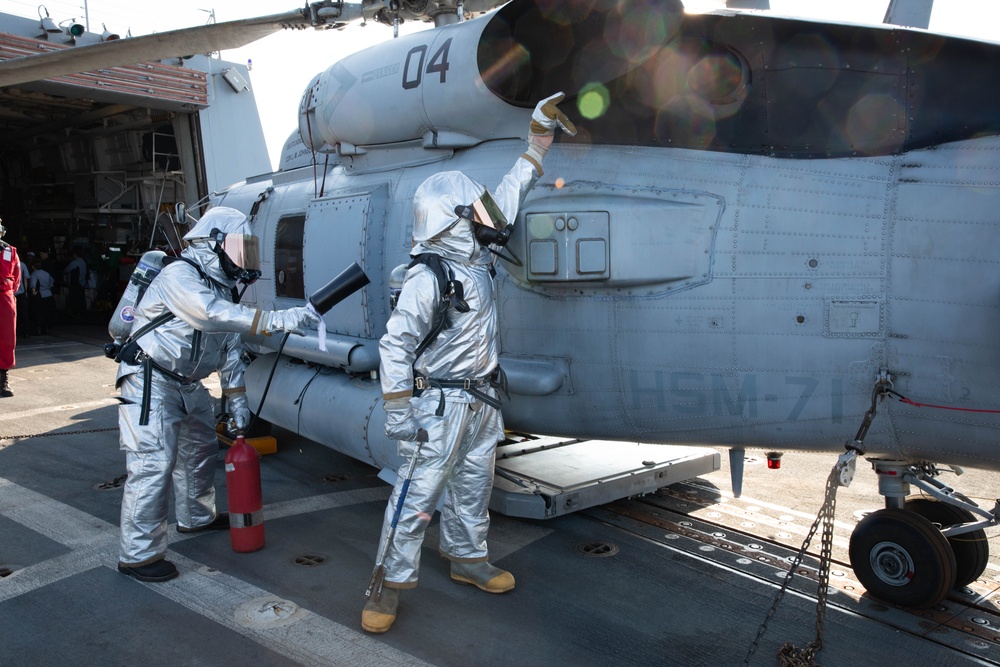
[[883, 0, 933, 28], [0, 10, 310, 89]]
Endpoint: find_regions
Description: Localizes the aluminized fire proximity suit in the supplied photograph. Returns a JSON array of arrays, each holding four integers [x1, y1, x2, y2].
[[363, 91, 576, 633], [116, 206, 318, 581], [373, 163, 539, 592]]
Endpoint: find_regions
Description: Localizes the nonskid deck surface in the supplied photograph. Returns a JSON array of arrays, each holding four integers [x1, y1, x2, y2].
[[1, 328, 998, 666]]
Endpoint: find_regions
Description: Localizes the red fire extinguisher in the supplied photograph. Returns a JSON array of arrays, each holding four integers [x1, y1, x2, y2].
[[225, 435, 265, 553]]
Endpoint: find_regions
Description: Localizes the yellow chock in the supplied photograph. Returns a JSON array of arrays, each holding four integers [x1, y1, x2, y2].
[[216, 425, 277, 455]]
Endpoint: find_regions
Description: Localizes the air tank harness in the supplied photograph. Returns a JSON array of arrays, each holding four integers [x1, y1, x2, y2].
[[412, 366, 508, 416]]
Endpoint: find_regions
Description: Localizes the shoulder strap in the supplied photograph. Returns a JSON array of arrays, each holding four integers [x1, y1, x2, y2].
[[127, 311, 175, 344], [407, 254, 469, 362], [164, 254, 239, 302], [124, 256, 206, 347], [407, 253, 446, 290], [163, 255, 208, 282]]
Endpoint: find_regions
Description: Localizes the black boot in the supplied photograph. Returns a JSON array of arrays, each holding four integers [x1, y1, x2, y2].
[[0, 370, 11, 397], [118, 559, 179, 582], [177, 513, 230, 533]]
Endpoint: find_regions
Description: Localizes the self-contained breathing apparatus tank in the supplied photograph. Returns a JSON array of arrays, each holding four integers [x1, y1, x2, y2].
[[388, 263, 408, 311], [104, 250, 166, 358]]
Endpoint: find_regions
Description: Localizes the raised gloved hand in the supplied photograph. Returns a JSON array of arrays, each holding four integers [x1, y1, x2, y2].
[[530, 92, 577, 137], [228, 392, 251, 432], [263, 306, 321, 336], [523, 92, 577, 174], [384, 397, 427, 442]]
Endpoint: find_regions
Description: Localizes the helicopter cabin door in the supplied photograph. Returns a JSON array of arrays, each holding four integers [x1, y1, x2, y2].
[[299, 186, 388, 341]]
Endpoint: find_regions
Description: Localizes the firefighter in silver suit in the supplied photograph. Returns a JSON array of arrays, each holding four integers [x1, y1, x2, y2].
[[116, 206, 320, 582], [363, 93, 576, 632]]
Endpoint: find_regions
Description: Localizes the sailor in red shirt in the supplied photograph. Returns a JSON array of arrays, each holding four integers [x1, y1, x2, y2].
[[0, 217, 21, 397]]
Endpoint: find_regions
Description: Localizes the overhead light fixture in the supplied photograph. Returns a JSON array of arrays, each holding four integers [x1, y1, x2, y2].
[[37, 5, 61, 34], [60, 18, 85, 38]]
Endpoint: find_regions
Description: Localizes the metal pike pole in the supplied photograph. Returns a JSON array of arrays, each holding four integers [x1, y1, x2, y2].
[[365, 429, 428, 602]]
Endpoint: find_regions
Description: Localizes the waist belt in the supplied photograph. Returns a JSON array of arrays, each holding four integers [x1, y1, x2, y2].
[[413, 366, 508, 416], [134, 348, 191, 426]]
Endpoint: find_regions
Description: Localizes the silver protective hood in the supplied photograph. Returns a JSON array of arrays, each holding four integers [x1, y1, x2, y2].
[[411, 171, 490, 264], [182, 206, 256, 285], [183, 206, 249, 241]]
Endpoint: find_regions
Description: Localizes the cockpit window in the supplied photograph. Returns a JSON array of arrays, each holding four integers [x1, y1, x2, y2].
[[275, 214, 305, 299]]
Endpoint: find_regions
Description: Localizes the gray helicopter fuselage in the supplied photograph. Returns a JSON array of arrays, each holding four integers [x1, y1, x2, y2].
[[215, 0, 1000, 476], [219, 131, 1000, 474]]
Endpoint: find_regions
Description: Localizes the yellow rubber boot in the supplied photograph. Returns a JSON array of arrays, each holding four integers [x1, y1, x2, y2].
[[450, 562, 515, 593], [361, 587, 399, 633]]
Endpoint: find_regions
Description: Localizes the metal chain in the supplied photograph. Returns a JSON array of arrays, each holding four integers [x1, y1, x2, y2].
[[774, 467, 840, 667], [741, 463, 840, 666], [743, 378, 891, 666], [0, 426, 118, 440]]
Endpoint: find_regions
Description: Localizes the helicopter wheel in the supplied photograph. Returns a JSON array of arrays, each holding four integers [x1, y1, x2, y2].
[[848, 508, 956, 608], [905, 497, 989, 587]]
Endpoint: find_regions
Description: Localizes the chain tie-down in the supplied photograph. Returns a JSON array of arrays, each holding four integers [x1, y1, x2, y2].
[[742, 378, 892, 667]]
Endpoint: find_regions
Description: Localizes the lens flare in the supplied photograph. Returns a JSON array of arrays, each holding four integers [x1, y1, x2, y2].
[[578, 83, 610, 120], [480, 43, 531, 94], [654, 96, 718, 149], [845, 92, 905, 155], [605, 5, 674, 66], [528, 214, 557, 239]]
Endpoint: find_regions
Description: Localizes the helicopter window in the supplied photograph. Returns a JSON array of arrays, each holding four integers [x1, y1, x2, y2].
[[275, 214, 305, 299], [686, 43, 750, 106]]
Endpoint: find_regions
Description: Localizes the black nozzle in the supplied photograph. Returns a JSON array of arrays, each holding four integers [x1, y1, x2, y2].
[[309, 262, 371, 315]]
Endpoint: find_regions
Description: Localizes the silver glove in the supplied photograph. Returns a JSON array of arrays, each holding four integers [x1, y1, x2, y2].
[[228, 392, 251, 432], [384, 397, 422, 442], [264, 306, 321, 335], [226, 392, 250, 433]]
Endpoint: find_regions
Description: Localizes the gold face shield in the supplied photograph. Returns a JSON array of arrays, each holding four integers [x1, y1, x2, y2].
[[455, 189, 510, 248], [470, 189, 508, 235], [221, 233, 260, 273], [453, 189, 522, 266], [211, 228, 261, 283]]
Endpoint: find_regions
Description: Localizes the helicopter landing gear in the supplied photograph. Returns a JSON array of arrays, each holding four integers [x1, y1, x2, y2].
[[837, 379, 996, 608], [846, 458, 997, 607], [849, 508, 956, 608], [904, 497, 990, 587]]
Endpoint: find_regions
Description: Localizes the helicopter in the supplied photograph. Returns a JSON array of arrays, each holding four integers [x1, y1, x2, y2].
[[2, 0, 999, 610]]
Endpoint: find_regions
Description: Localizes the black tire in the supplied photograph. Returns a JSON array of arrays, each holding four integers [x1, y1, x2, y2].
[[849, 508, 956, 608], [905, 496, 990, 587]]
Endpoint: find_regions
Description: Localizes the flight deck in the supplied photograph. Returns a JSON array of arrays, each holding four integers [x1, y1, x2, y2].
[[2, 327, 999, 666]]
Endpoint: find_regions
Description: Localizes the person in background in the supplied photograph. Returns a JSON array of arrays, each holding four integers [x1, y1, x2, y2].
[[38, 249, 56, 276], [15, 248, 30, 341], [29, 260, 56, 335], [63, 247, 88, 321], [0, 218, 21, 397]]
